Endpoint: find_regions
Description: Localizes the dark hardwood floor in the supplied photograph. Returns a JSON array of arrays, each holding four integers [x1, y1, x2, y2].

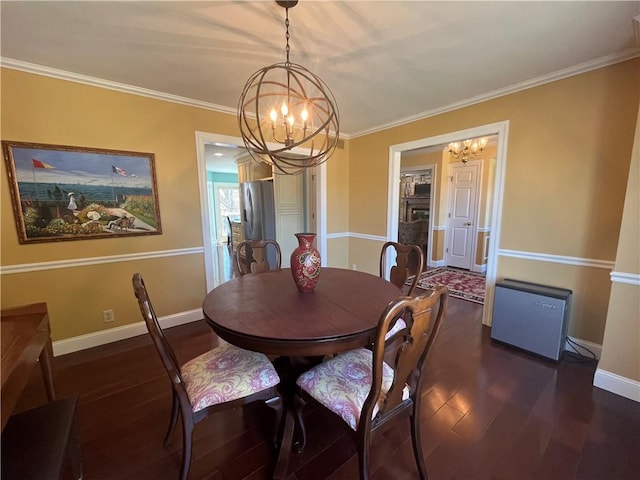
[[16, 296, 639, 480]]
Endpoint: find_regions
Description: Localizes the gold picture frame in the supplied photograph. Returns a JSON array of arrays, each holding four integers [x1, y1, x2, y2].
[[2, 140, 162, 244]]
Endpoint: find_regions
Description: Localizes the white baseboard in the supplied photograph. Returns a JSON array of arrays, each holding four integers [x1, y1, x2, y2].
[[52, 308, 203, 356], [429, 260, 445, 268], [594, 369, 640, 403], [473, 263, 487, 273], [565, 336, 602, 359]]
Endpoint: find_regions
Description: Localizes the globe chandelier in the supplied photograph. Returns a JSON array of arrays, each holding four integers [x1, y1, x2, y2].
[[238, 0, 340, 175], [448, 137, 488, 163]]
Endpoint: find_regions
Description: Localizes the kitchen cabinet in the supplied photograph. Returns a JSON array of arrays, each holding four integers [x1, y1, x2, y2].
[[236, 155, 272, 183]]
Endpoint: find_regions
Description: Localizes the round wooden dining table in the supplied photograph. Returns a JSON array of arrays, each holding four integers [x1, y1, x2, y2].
[[202, 267, 403, 357], [202, 267, 403, 479]]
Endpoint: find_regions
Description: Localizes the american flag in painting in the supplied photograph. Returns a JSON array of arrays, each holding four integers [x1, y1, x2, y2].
[[112, 165, 127, 176]]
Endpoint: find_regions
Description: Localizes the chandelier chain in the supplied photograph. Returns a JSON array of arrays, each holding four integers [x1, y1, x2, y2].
[[284, 8, 291, 64]]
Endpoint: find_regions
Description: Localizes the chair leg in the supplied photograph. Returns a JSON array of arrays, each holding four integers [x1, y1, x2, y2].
[[357, 439, 370, 480], [265, 394, 284, 449], [179, 417, 194, 480], [410, 405, 428, 480], [164, 390, 179, 448], [293, 394, 307, 453]]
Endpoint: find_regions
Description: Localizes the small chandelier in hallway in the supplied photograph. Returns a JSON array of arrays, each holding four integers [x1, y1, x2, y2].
[[448, 137, 488, 163]]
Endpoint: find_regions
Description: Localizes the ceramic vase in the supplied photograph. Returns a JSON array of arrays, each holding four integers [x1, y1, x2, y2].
[[290, 233, 321, 293]]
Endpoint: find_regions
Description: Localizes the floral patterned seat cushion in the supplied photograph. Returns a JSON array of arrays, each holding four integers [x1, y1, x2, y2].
[[385, 318, 407, 340], [181, 341, 280, 413], [296, 348, 409, 430]]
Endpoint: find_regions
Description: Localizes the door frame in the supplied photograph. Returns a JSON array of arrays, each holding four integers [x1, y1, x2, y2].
[[387, 121, 509, 326], [195, 131, 327, 292], [444, 159, 482, 271]]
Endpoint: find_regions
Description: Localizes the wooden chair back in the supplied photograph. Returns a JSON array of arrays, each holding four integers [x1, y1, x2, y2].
[[133, 272, 283, 480], [132, 273, 189, 407], [363, 286, 448, 435], [225, 216, 233, 246], [379, 241, 425, 295], [236, 239, 282, 276]]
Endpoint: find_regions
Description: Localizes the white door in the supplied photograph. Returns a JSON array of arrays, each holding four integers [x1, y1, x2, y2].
[[445, 162, 480, 269]]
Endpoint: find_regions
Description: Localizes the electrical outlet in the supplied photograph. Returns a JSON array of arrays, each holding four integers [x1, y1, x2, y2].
[[352, 264, 357, 270], [103, 309, 115, 323]]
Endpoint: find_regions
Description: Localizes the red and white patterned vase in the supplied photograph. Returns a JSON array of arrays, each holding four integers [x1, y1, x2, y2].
[[290, 233, 321, 293]]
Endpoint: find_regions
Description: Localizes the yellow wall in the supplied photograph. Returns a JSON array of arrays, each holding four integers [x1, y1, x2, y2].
[[0, 68, 350, 340], [1, 59, 638, 358], [348, 59, 639, 345], [476, 231, 489, 266], [598, 104, 639, 384]]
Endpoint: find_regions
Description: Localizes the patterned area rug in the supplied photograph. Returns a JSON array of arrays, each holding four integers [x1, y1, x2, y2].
[[413, 267, 486, 304]]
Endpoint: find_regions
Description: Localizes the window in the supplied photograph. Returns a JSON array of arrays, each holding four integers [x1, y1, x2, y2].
[[212, 183, 240, 244]]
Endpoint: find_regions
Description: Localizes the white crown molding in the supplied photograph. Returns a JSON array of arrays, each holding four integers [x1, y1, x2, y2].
[[0, 247, 203, 275], [0, 58, 237, 116], [499, 249, 615, 270], [0, 57, 351, 140], [350, 48, 640, 138], [610, 271, 640, 285], [6, 48, 638, 141]]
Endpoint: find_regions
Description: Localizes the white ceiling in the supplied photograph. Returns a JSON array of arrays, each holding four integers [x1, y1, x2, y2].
[[2, 1, 639, 171]]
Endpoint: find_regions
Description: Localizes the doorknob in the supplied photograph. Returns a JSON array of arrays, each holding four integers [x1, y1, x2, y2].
[[464, 222, 472, 226]]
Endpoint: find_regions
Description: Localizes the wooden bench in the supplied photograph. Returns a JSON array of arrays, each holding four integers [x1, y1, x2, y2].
[[1, 396, 82, 480]]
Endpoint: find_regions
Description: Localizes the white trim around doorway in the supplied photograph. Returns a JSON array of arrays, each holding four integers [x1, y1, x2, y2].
[[387, 121, 510, 326], [195, 132, 327, 292]]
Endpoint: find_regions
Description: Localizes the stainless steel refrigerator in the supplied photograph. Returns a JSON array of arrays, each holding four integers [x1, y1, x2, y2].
[[241, 179, 277, 267]]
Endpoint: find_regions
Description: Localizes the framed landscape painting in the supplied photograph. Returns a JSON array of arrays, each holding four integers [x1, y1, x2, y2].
[[2, 141, 162, 243]]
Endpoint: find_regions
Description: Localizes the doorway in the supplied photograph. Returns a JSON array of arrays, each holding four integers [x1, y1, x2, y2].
[[387, 121, 509, 326], [195, 131, 328, 292]]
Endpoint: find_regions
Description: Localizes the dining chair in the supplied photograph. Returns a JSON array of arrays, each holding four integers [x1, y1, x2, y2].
[[380, 241, 425, 296], [236, 239, 282, 276], [379, 241, 426, 340], [132, 273, 283, 480], [225, 215, 233, 248], [295, 285, 448, 480]]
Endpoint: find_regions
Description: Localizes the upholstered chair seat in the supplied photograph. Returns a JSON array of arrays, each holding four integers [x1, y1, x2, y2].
[[294, 286, 449, 480], [296, 348, 409, 431], [182, 341, 280, 412], [132, 273, 283, 480]]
